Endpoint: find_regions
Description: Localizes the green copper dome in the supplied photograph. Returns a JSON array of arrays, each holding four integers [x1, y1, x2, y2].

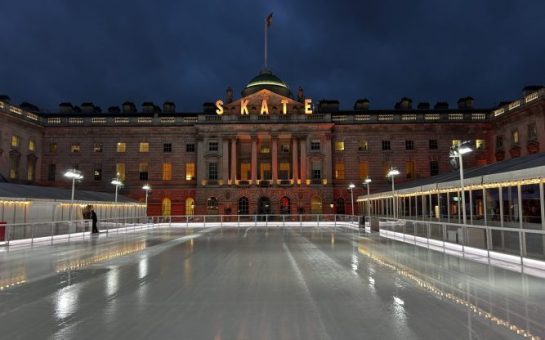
[[242, 69, 291, 97]]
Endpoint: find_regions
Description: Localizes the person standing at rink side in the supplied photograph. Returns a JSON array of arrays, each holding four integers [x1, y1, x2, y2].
[[91, 209, 99, 234]]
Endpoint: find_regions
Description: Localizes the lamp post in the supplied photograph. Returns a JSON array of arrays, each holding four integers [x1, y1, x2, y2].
[[64, 169, 83, 202], [363, 177, 372, 220], [142, 184, 151, 209], [387, 168, 400, 218], [348, 183, 356, 215], [111, 177, 123, 203], [450, 141, 473, 225]]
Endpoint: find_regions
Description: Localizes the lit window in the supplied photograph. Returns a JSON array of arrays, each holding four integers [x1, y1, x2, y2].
[[208, 142, 218, 152], [528, 123, 538, 140], [94, 143, 103, 152], [335, 162, 345, 179], [162, 163, 172, 181], [358, 140, 368, 151], [117, 142, 126, 153], [116, 163, 125, 181], [139, 162, 149, 181], [512, 130, 519, 145], [279, 163, 290, 180], [139, 142, 149, 153], [11, 136, 20, 148], [335, 141, 345, 151], [260, 145, 270, 153], [49, 143, 57, 153], [260, 162, 271, 180], [310, 140, 320, 151], [161, 198, 171, 216], [241, 163, 251, 180], [28, 139, 35, 152], [280, 143, 290, 153], [185, 163, 195, 180], [452, 140, 461, 147], [405, 161, 415, 179], [359, 161, 368, 180], [71, 144, 80, 153], [208, 162, 218, 180], [475, 139, 485, 150], [27, 158, 36, 181]]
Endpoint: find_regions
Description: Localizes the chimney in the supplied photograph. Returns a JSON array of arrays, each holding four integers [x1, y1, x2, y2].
[[81, 102, 95, 114], [0, 95, 10, 104], [417, 102, 430, 110], [142, 102, 155, 113], [163, 101, 176, 113], [108, 106, 120, 114], [317, 100, 339, 113], [522, 85, 544, 97], [396, 97, 412, 110], [122, 101, 136, 113], [465, 96, 474, 108], [457, 98, 466, 109], [354, 98, 370, 111], [434, 102, 449, 110], [20, 102, 40, 112], [203, 102, 216, 114], [59, 102, 74, 113]]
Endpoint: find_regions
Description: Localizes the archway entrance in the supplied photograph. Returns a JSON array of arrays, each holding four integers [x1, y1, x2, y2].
[[258, 197, 271, 215]]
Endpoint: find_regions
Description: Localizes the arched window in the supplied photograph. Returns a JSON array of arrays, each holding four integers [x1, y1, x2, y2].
[[336, 198, 345, 215], [311, 196, 322, 214], [185, 197, 195, 216], [238, 197, 249, 215], [207, 197, 218, 215], [161, 198, 171, 216], [280, 196, 290, 214]]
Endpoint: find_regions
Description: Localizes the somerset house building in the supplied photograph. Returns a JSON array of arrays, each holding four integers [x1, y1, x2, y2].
[[0, 69, 544, 218]]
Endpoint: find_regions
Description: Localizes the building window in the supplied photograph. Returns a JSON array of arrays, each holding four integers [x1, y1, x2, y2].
[[336, 198, 345, 215], [207, 197, 219, 211], [9, 154, 19, 179], [475, 139, 485, 150], [335, 141, 345, 151], [430, 160, 439, 176], [163, 143, 172, 152], [260, 145, 270, 154], [452, 140, 461, 147], [208, 162, 218, 180], [11, 136, 20, 148], [161, 198, 171, 216], [280, 143, 290, 153], [359, 161, 368, 180], [496, 135, 503, 148], [27, 157, 36, 181], [162, 163, 172, 180], [139, 142, 149, 153], [528, 123, 538, 141], [94, 143, 103, 152], [405, 140, 414, 150], [186, 143, 195, 152], [139, 162, 149, 181], [94, 168, 102, 181], [279, 162, 290, 180], [280, 196, 290, 214], [310, 140, 320, 151], [185, 163, 195, 180], [28, 139, 35, 152], [512, 130, 519, 145], [208, 141, 218, 152], [116, 163, 126, 181], [429, 139, 438, 150], [335, 161, 345, 179], [405, 161, 415, 179], [71, 144, 80, 153], [382, 140, 390, 150], [185, 198, 195, 215], [48, 164, 56, 181], [238, 197, 249, 215], [117, 142, 126, 153], [260, 162, 271, 180], [49, 143, 57, 153], [358, 140, 368, 151], [241, 162, 251, 180]]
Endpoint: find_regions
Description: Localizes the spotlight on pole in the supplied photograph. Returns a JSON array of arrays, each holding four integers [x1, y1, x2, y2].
[[348, 183, 356, 215], [111, 177, 123, 203], [64, 169, 83, 202], [450, 140, 473, 225], [387, 168, 400, 218]]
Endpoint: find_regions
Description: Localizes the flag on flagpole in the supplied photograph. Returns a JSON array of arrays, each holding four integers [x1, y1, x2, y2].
[[266, 12, 273, 27]]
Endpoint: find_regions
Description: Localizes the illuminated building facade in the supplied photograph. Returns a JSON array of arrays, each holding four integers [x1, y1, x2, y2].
[[0, 72, 544, 216]]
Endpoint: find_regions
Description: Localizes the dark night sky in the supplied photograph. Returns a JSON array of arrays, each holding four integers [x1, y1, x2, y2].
[[1, 0, 544, 112]]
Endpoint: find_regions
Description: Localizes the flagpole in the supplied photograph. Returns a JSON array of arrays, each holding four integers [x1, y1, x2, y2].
[[264, 18, 268, 69]]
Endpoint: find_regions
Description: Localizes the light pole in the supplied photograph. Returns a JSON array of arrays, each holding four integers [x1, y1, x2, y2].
[[64, 169, 83, 202], [348, 183, 356, 215], [142, 184, 151, 211], [363, 177, 372, 220], [387, 168, 400, 218], [450, 141, 473, 225], [111, 177, 123, 203]]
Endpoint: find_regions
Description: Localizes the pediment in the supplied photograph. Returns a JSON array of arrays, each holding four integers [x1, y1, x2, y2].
[[221, 89, 306, 115]]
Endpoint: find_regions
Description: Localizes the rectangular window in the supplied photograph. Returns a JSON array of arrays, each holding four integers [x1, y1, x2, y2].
[[241, 162, 251, 180], [94, 143, 103, 152], [496, 135, 503, 148], [405, 140, 414, 150], [139, 142, 149, 153], [208, 162, 218, 180], [359, 161, 368, 180], [429, 139, 438, 150], [208, 141, 218, 152], [310, 140, 320, 151], [116, 163, 126, 181], [358, 139, 368, 151], [312, 162, 321, 179], [475, 139, 485, 150], [28, 139, 35, 152], [94, 168, 102, 181], [430, 160, 439, 176], [48, 164, 56, 181], [452, 140, 461, 147], [335, 161, 345, 179], [512, 130, 519, 145], [139, 162, 149, 181], [280, 143, 290, 153], [71, 144, 80, 153], [260, 162, 271, 180], [49, 143, 57, 153], [382, 140, 390, 150], [279, 162, 290, 180], [162, 163, 172, 181], [260, 145, 270, 154], [11, 135, 20, 148], [186, 143, 195, 152], [405, 161, 415, 179], [185, 163, 195, 180], [335, 141, 345, 151], [528, 123, 538, 140], [27, 160, 35, 181], [117, 142, 126, 153], [163, 143, 172, 152]]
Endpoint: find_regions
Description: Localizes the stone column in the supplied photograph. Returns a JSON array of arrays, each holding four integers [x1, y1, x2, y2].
[[272, 136, 278, 183], [196, 137, 205, 185], [300, 138, 307, 182], [251, 136, 257, 183], [292, 138, 299, 182], [222, 138, 229, 184], [230, 138, 237, 183], [324, 134, 332, 184]]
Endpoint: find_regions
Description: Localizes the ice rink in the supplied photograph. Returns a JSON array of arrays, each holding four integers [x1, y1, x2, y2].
[[1, 226, 544, 339]]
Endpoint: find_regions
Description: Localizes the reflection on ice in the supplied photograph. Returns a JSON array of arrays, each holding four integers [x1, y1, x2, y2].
[[106, 268, 119, 296], [55, 284, 80, 320]]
